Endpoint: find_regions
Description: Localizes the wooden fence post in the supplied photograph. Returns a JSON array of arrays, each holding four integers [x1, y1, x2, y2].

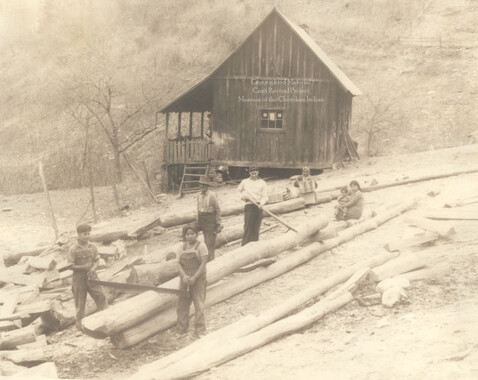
[[38, 162, 59, 240]]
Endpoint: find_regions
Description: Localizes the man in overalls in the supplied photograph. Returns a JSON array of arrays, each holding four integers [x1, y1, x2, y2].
[[177, 225, 208, 337], [196, 175, 222, 261], [68, 224, 108, 334]]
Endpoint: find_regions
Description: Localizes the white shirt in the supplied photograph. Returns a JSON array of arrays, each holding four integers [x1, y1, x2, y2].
[[237, 177, 268, 206]]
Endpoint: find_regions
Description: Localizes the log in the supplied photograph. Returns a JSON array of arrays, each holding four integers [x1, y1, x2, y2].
[[398, 260, 451, 281], [133, 261, 178, 286], [3, 245, 51, 267], [25, 257, 57, 271], [16, 301, 51, 315], [444, 196, 478, 208], [132, 253, 396, 374], [370, 250, 443, 282], [40, 269, 137, 332], [422, 207, 478, 221], [90, 198, 305, 244], [97, 246, 119, 258], [17, 334, 47, 350], [0, 294, 18, 317], [0, 325, 36, 350], [0, 312, 30, 322], [0, 361, 58, 378], [0, 272, 47, 288], [404, 215, 456, 237], [0, 346, 52, 364], [82, 214, 328, 339], [113, 199, 415, 348], [384, 231, 439, 252], [135, 292, 354, 380]]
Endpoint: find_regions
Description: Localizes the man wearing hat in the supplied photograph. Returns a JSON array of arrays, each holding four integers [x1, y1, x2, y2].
[[196, 175, 222, 261], [237, 165, 268, 246]]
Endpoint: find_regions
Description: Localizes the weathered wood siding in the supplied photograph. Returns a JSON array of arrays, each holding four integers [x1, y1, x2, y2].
[[211, 12, 352, 168]]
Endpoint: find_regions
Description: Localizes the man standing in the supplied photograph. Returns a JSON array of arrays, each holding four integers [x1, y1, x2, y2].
[[197, 176, 222, 261], [237, 165, 268, 246], [68, 224, 107, 334]]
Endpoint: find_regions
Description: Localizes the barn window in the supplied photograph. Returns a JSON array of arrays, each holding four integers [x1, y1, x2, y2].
[[260, 110, 283, 130]]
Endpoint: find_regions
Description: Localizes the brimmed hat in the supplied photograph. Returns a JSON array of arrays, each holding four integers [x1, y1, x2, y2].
[[199, 176, 216, 186], [249, 165, 259, 172]]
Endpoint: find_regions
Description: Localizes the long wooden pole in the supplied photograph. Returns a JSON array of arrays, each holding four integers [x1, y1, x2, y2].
[[131, 253, 396, 377], [38, 162, 59, 240], [113, 199, 415, 349], [245, 191, 298, 232], [122, 153, 159, 203], [82, 216, 328, 339]]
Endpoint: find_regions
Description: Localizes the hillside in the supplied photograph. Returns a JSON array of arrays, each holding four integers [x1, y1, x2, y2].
[[1, 0, 477, 195]]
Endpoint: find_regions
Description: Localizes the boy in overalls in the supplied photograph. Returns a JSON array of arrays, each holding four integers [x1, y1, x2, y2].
[[68, 224, 107, 334], [176, 225, 208, 337]]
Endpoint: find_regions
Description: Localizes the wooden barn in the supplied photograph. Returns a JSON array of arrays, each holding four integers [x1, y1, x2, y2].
[[159, 7, 361, 193]]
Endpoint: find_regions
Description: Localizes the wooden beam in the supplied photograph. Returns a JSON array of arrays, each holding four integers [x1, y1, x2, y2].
[[82, 216, 329, 339], [177, 112, 181, 138], [111, 199, 415, 349], [189, 112, 193, 137], [384, 231, 439, 252], [200, 112, 204, 137]]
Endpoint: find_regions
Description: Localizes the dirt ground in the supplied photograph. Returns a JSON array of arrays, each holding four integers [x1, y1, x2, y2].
[[1, 144, 478, 379]]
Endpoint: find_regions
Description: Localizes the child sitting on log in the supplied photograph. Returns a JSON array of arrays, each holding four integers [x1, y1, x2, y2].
[[176, 224, 208, 337], [334, 186, 350, 220]]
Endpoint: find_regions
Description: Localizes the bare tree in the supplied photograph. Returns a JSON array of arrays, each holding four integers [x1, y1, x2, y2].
[[65, 38, 162, 182], [356, 86, 404, 156]]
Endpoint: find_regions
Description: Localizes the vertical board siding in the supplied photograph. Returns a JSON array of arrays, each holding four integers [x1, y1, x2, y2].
[[211, 12, 350, 168]]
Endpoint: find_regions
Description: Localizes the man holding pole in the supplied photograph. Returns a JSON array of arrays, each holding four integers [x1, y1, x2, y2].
[[237, 165, 268, 246]]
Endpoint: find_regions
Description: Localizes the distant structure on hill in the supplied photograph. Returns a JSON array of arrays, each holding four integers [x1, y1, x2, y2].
[[157, 7, 361, 192]]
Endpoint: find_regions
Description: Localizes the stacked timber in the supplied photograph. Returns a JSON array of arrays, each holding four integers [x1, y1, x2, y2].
[[81, 214, 329, 340], [82, 198, 416, 348], [130, 254, 398, 380], [89, 197, 305, 244]]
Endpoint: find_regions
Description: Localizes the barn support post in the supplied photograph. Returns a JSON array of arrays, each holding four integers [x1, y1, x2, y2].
[[165, 113, 170, 162], [189, 112, 193, 138], [177, 112, 181, 138], [200, 112, 204, 138]]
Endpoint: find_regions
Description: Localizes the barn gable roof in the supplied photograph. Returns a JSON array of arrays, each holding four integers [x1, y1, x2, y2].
[[159, 7, 361, 113]]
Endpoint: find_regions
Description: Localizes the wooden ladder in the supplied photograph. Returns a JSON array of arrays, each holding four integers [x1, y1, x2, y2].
[[178, 164, 209, 197]]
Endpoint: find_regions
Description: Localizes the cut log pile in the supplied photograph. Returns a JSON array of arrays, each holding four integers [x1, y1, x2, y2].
[[128, 189, 478, 379]]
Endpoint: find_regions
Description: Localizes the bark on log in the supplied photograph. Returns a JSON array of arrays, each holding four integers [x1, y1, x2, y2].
[[384, 231, 439, 252], [0, 325, 36, 350], [132, 253, 396, 374], [112, 200, 414, 348], [404, 215, 456, 237], [82, 215, 328, 339], [370, 250, 444, 282], [135, 293, 354, 380]]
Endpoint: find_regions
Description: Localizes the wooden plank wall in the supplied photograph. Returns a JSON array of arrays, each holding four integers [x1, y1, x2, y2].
[[212, 12, 351, 168]]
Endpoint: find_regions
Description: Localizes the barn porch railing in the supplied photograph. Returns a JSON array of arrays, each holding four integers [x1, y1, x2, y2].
[[163, 138, 213, 164]]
